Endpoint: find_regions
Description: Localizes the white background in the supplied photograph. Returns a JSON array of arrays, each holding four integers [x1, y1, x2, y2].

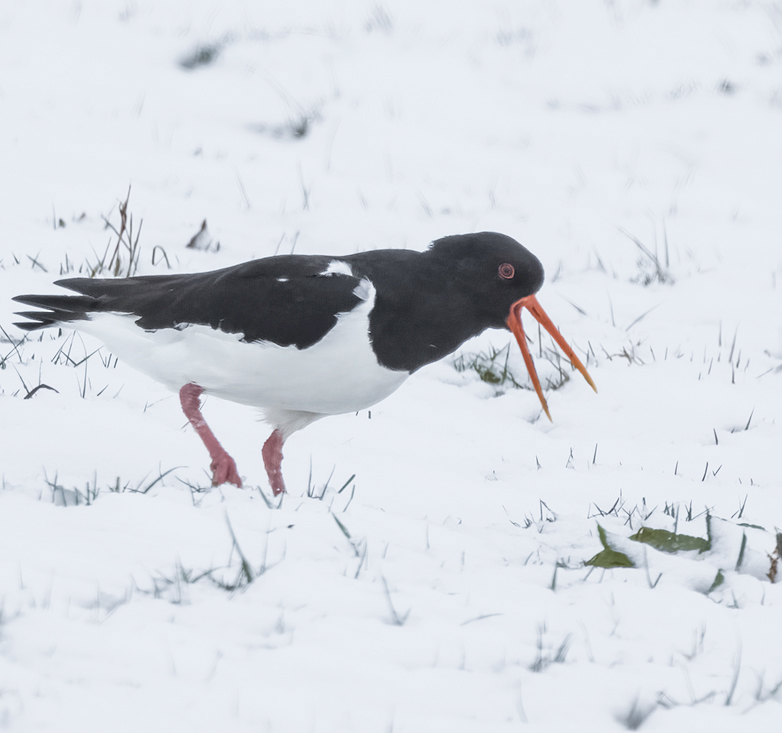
[[1, 1, 781, 730]]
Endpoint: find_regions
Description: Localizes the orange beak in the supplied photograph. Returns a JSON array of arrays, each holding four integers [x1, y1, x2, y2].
[[506, 294, 597, 421]]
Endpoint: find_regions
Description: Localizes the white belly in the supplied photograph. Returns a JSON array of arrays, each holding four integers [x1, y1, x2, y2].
[[77, 293, 409, 417]]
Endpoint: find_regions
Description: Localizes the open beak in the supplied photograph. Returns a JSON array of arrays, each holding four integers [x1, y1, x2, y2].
[[506, 294, 597, 421]]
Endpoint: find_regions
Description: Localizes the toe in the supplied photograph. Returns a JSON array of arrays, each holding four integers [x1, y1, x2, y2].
[[211, 453, 242, 488]]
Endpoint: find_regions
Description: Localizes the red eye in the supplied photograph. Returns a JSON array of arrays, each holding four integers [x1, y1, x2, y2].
[[498, 263, 515, 279]]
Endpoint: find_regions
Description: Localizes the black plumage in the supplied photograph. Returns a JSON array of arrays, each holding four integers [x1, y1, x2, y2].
[[14, 232, 545, 373], [15, 256, 364, 350], [350, 233, 544, 371]]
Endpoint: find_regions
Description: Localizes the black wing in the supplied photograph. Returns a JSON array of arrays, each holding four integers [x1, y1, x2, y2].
[[13, 255, 366, 349]]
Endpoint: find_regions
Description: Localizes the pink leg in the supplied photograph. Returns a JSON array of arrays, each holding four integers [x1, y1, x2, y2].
[[179, 383, 242, 488], [262, 429, 286, 496]]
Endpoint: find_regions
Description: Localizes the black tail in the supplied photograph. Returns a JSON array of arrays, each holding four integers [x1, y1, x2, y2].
[[12, 292, 99, 331], [12, 273, 190, 332]]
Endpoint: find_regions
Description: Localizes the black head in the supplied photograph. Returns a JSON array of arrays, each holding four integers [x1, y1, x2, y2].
[[354, 231, 595, 414], [426, 231, 596, 419], [426, 232, 545, 329]]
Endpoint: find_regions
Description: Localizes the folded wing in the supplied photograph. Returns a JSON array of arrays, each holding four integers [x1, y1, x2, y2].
[[13, 255, 366, 349]]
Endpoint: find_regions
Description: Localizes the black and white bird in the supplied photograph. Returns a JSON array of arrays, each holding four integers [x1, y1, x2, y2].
[[13, 232, 596, 495]]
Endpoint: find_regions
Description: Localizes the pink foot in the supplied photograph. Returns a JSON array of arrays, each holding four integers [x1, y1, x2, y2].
[[209, 450, 243, 488], [262, 429, 286, 496], [179, 383, 243, 488]]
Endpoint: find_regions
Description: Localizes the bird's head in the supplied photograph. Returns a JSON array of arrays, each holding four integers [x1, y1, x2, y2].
[[429, 232, 596, 420]]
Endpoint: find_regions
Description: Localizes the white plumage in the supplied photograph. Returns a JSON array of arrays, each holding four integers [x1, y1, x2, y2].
[[74, 278, 408, 438]]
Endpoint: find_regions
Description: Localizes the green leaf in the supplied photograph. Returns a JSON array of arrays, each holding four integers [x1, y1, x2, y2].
[[585, 525, 635, 568], [629, 526, 710, 554], [708, 569, 725, 593]]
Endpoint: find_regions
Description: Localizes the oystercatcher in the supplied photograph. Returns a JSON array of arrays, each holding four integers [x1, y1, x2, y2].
[[14, 232, 596, 495]]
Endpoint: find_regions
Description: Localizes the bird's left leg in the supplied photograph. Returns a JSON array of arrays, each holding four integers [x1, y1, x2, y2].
[[179, 383, 242, 488], [262, 429, 286, 496]]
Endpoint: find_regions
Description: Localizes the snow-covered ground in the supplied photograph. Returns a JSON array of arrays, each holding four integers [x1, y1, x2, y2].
[[2, 1, 782, 730]]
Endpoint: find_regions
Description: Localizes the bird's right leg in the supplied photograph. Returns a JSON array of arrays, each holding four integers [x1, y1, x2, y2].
[[179, 383, 242, 488]]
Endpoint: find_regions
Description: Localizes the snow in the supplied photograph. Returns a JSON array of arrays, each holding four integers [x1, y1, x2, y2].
[[1, 0, 782, 730]]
